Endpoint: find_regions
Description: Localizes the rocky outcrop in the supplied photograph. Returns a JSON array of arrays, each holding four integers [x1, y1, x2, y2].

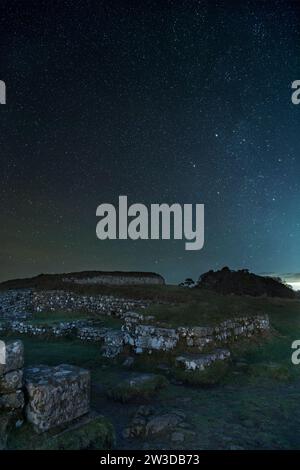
[[24, 364, 90, 433]]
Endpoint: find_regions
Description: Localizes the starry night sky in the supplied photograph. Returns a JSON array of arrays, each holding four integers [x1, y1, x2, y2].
[[0, 0, 299, 284]]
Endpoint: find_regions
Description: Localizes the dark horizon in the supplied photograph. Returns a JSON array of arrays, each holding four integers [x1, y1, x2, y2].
[[1, 266, 300, 291]]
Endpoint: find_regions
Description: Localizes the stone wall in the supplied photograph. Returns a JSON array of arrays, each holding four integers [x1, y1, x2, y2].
[[0, 288, 149, 322], [0, 290, 32, 321], [0, 320, 108, 341], [123, 314, 270, 355], [0, 313, 270, 359], [32, 290, 148, 317]]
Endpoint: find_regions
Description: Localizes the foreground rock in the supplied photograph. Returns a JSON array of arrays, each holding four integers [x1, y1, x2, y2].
[[107, 373, 168, 403], [146, 413, 183, 436], [25, 364, 90, 433], [123, 406, 187, 440]]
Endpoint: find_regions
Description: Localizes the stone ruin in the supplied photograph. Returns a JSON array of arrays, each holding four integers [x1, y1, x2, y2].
[[0, 339, 91, 446], [25, 364, 90, 433], [0, 284, 271, 363], [122, 314, 270, 356], [0, 288, 150, 322]]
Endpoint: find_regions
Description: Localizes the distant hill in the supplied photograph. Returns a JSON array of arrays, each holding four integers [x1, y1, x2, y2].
[[0, 270, 165, 290], [196, 267, 296, 298]]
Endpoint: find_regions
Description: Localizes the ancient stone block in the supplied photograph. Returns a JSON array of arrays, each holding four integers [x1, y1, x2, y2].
[[25, 364, 90, 432], [0, 369, 23, 394], [0, 340, 24, 376]]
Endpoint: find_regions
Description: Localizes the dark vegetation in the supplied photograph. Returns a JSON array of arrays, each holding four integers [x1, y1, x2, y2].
[[196, 267, 295, 298]]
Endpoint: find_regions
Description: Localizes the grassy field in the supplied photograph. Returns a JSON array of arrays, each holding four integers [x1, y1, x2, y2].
[[139, 288, 300, 327], [28, 310, 123, 329]]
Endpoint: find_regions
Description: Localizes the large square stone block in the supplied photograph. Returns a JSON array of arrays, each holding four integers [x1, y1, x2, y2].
[[25, 364, 90, 432]]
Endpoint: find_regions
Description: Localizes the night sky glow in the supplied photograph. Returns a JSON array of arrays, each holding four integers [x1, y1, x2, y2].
[[0, 0, 299, 284]]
